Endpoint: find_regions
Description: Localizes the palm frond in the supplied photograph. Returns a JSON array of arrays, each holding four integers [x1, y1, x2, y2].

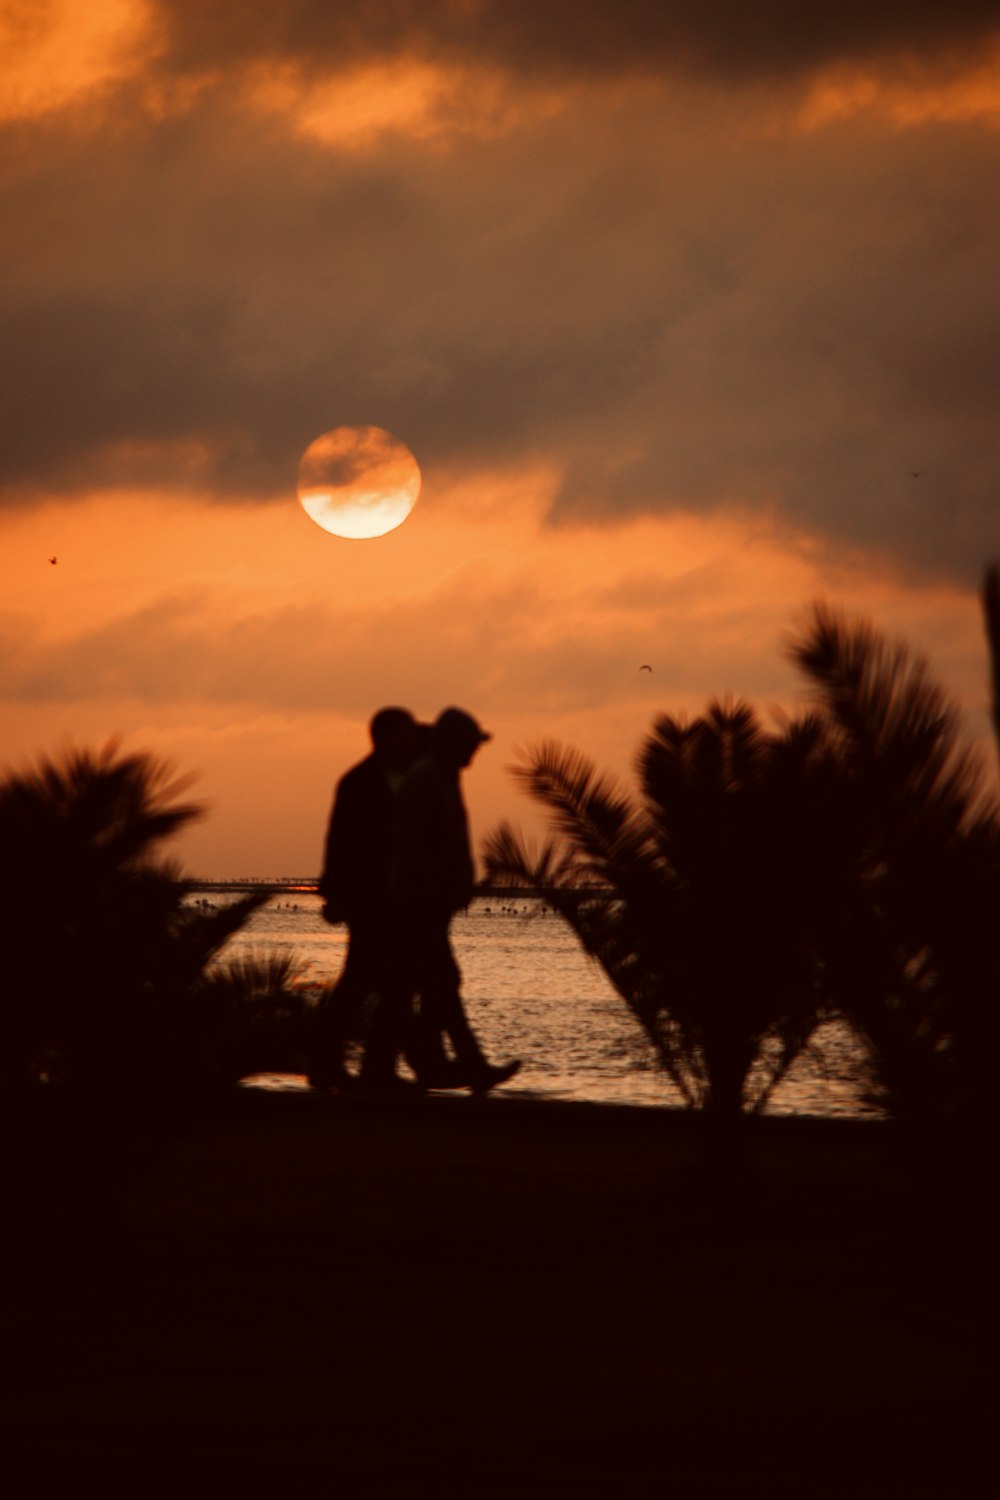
[[788, 596, 1000, 1119], [481, 819, 582, 892], [171, 891, 273, 982], [790, 602, 993, 834], [202, 948, 310, 1007], [509, 740, 656, 888], [194, 949, 313, 1082]]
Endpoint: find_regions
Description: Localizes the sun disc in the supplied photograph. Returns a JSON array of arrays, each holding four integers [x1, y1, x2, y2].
[[297, 426, 421, 539]]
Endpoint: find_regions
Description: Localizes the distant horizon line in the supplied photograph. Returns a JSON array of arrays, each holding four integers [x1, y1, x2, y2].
[[189, 878, 604, 898]]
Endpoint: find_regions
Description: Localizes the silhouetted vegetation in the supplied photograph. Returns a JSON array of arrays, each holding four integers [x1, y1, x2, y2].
[[195, 950, 313, 1084], [0, 742, 268, 1095], [485, 706, 852, 1115], [486, 566, 1000, 1120], [791, 594, 1000, 1120]]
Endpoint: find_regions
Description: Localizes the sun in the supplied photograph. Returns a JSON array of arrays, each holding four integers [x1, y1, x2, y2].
[[297, 426, 421, 539]]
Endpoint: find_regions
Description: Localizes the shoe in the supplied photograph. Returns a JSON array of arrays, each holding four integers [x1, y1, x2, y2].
[[468, 1059, 521, 1095]]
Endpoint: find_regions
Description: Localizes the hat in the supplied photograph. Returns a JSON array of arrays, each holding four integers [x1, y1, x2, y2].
[[433, 707, 492, 749]]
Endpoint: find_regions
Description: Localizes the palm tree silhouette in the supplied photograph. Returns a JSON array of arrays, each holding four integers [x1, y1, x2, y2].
[[789, 586, 1000, 1120], [486, 563, 1000, 1121], [0, 742, 268, 1092], [485, 701, 851, 1115]]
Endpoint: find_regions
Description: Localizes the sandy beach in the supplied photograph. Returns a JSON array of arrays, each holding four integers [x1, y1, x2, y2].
[[5, 1088, 981, 1496]]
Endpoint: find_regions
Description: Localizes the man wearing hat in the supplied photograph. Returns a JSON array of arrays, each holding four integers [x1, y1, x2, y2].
[[390, 707, 520, 1093]]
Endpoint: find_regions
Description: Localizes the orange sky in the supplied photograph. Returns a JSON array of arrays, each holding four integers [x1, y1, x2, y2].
[[2, 2, 998, 875]]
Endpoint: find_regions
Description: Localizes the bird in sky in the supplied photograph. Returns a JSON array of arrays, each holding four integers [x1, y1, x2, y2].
[[48, 556, 57, 565], [907, 471, 923, 478], [639, 664, 652, 672]]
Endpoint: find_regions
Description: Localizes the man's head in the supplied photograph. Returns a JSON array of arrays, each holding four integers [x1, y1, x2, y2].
[[369, 706, 419, 773], [431, 707, 492, 770]]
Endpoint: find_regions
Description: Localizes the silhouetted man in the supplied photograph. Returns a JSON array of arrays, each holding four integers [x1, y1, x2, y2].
[[311, 706, 421, 1089], [391, 708, 520, 1093]]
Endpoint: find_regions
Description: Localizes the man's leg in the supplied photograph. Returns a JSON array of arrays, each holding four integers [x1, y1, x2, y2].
[[310, 921, 379, 1088], [417, 926, 488, 1072], [376, 916, 454, 1086], [418, 924, 522, 1093]]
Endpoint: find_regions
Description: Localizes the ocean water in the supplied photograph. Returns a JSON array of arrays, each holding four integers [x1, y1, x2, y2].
[[208, 892, 877, 1118]]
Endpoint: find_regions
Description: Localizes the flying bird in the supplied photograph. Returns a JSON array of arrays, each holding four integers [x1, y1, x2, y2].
[[639, 664, 652, 672], [907, 471, 923, 478], [48, 556, 57, 565]]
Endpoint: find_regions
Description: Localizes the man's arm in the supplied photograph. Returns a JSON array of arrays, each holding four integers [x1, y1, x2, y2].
[[317, 763, 368, 922]]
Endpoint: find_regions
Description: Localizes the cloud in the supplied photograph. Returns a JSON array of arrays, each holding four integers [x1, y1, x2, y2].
[[0, 494, 981, 731], [2, 487, 993, 875], [151, 1, 1000, 87], [0, 0, 148, 120], [0, 570, 590, 716], [1, 3, 998, 584]]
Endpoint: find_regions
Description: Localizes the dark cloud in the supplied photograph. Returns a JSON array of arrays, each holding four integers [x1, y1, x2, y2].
[[0, 91, 670, 498], [153, 0, 1000, 85], [2, 14, 998, 582], [0, 100, 427, 495]]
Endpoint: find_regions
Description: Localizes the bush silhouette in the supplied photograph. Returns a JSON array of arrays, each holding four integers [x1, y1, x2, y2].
[[0, 742, 267, 1094], [194, 950, 313, 1084]]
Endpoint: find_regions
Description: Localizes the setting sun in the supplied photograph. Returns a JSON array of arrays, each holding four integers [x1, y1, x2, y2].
[[297, 426, 422, 539]]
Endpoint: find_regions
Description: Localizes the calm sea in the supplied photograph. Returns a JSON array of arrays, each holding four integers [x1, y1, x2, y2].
[[208, 892, 876, 1118]]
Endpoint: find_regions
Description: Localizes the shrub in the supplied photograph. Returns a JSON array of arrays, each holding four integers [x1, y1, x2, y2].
[[194, 949, 313, 1084], [485, 703, 854, 1115], [0, 742, 267, 1094], [789, 593, 1000, 1120]]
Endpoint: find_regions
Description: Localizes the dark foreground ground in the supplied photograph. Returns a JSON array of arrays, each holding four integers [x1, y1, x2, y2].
[[4, 1088, 985, 1496]]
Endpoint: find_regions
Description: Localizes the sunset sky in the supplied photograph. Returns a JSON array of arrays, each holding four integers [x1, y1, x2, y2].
[[2, 1, 999, 877]]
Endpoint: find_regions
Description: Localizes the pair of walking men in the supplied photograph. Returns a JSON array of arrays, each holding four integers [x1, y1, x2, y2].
[[311, 705, 519, 1094]]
